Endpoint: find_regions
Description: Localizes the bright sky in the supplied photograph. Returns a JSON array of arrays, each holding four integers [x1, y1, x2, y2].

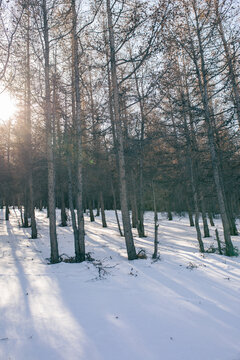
[[0, 92, 17, 123]]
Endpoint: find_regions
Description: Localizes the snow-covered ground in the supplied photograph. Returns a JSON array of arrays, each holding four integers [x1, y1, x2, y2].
[[0, 208, 240, 360]]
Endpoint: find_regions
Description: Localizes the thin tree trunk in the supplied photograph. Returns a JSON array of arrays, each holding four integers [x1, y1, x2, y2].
[[89, 199, 95, 222], [130, 193, 137, 228], [190, 159, 205, 253], [5, 203, 9, 221], [152, 181, 159, 259], [200, 194, 210, 237], [26, 4, 37, 238], [67, 160, 78, 249], [111, 181, 123, 237], [167, 211, 173, 221], [71, 0, 85, 262], [130, 171, 138, 228], [96, 201, 100, 217], [42, 0, 59, 263], [180, 78, 204, 252], [23, 187, 29, 228], [5, 121, 11, 221], [215, 228, 223, 255], [208, 212, 215, 226], [60, 191, 67, 227], [100, 192, 107, 228], [132, 50, 145, 238], [188, 205, 195, 227], [106, 0, 137, 260], [19, 205, 24, 226]]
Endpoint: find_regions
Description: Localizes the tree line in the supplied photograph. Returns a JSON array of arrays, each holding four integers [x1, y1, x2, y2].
[[0, 0, 240, 262]]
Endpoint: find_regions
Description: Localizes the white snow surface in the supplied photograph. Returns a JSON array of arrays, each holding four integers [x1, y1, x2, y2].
[[0, 208, 240, 360]]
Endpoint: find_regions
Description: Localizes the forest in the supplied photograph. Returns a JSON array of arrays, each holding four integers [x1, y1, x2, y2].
[[1, 1, 240, 359], [0, 0, 240, 263]]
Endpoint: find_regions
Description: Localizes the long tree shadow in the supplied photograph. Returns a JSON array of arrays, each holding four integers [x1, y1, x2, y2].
[[2, 215, 97, 360]]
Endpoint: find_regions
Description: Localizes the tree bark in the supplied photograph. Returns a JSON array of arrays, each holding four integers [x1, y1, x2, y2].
[[67, 159, 78, 250], [89, 199, 95, 222], [111, 181, 123, 236], [42, 0, 59, 263], [71, 0, 85, 262], [26, 3, 37, 238], [152, 181, 159, 259], [187, 203, 195, 227], [60, 191, 67, 227], [200, 195, 210, 237], [130, 171, 138, 228], [100, 191, 107, 228], [106, 0, 137, 260], [208, 212, 215, 227]]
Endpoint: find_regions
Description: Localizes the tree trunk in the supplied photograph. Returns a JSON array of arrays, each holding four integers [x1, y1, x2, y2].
[[215, 228, 223, 255], [130, 172, 138, 228], [96, 201, 100, 217], [188, 204, 195, 227], [23, 188, 29, 228], [200, 195, 210, 237], [89, 199, 95, 222], [190, 160, 205, 253], [132, 51, 145, 238], [130, 192, 137, 229], [106, 0, 137, 260], [208, 212, 215, 226], [192, 6, 234, 256], [100, 192, 107, 228], [71, 0, 85, 262], [152, 181, 159, 259], [42, 0, 59, 263], [26, 4, 37, 239], [5, 203, 9, 221], [111, 182, 123, 237], [180, 77, 204, 253], [60, 191, 67, 227], [67, 160, 78, 250], [167, 211, 173, 221]]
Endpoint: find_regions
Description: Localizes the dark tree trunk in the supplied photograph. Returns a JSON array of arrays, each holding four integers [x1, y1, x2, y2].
[[89, 199, 95, 222], [42, 0, 59, 263], [167, 211, 173, 221], [5, 203, 9, 221], [96, 201, 100, 217], [111, 181, 123, 236], [188, 206, 195, 227], [107, 0, 137, 260], [130, 172, 138, 228], [26, 4, 37, 239], [200, 195, 210, 237], [67, 157, 78, 253], [152, 181, 159, 259], [100, 192, 107, 228], [208, 212, 215, 226], [71, 0, 85, 262], [23, 190, 29, 228], [60, 191, 67, 227], [215, 228, 223, 255]]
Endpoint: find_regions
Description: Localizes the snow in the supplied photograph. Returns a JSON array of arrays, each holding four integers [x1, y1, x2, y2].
[[0, 209, 240, 360]]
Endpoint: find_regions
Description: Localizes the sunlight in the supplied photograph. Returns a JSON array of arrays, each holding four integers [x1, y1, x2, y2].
[[0, 92, 17, 123]]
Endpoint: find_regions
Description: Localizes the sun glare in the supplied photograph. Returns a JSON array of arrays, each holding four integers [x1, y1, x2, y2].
[[0, 92, 17, 123]]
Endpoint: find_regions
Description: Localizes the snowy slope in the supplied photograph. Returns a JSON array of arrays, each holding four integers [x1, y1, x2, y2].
[[0, 209, 240, 360]]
